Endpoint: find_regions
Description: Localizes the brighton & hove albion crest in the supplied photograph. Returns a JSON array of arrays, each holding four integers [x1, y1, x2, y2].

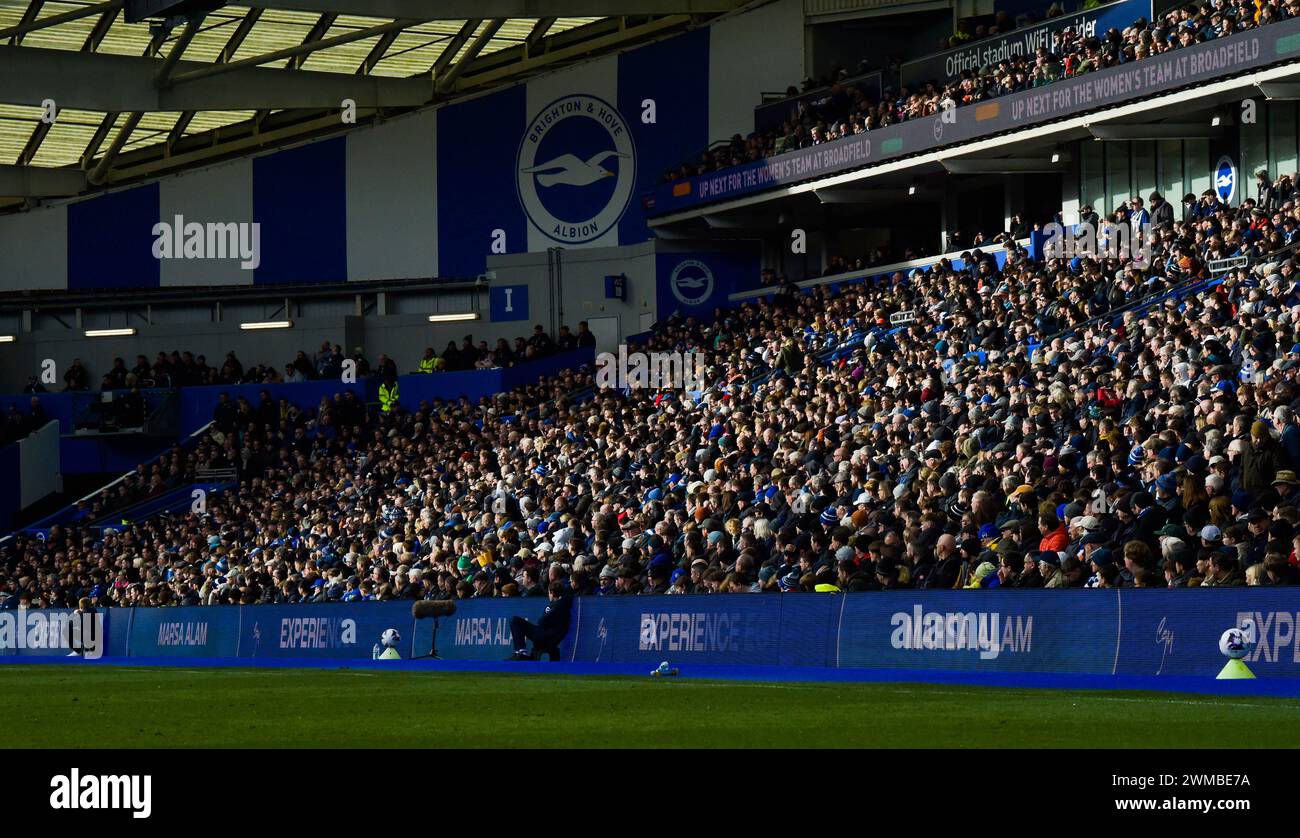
[[1214, 156, 1236, 205], [670, 259, 714, 306], [517, 94, 636, 245]]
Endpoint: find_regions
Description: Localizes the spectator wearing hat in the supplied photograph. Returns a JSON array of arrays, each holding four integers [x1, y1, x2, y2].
[[1163, 550, 1200, 587], [596, 564, 618, 595], [1241, 421, 1280, 498], [1272, 469, 1300, 510], [1085, 547, 1117, 588], [615, 564, 644, 595], [1243, 508, 1272, 568]]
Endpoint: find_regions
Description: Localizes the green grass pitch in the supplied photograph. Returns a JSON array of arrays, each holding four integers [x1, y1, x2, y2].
[[2, 665, 1299, 748]]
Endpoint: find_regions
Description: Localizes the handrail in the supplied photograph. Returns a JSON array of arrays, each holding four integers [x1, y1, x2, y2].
[[729, 237, 1030, 303], [8, 420, 214, 539]]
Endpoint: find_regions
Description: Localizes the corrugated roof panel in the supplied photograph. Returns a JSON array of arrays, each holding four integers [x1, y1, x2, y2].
[[0, 4, 687, 189]]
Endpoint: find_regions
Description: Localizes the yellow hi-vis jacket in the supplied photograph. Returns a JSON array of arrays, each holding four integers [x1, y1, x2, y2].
[[418, 357, 436, 374], [379, 381, 399, 412]]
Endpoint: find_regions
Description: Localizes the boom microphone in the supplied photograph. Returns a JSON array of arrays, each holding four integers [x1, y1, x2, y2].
[[412, 600, 457, 620]]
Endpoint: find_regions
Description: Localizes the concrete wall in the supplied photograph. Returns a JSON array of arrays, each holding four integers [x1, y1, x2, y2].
[[487, 240, 659, 353], [708, 0, 807, 143]]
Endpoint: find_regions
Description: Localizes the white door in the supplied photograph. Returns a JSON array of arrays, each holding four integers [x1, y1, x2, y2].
[[586, 316, 621, 353]]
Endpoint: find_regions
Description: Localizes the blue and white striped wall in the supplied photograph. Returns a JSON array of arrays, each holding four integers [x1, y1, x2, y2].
[[0, 0, 804, 291]]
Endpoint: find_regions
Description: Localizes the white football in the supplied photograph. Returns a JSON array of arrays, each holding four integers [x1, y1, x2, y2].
[[381, 628, 401, 649], [1218, 628, 1251, 660]]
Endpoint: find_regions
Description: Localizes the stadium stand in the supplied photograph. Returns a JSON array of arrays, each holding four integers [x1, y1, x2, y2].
[[665, 1, 1298, 184], [34, 324, 597, 395], [8, 174, 1300, 610]]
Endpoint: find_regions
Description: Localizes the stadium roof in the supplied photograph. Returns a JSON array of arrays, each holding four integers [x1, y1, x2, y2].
[[0, 0, 739, 210]]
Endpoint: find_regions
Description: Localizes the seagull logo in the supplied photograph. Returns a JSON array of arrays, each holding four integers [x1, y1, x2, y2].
[[522, 151, 630, 188], [669, 259, 714, 307], [517, 94, 637, 245]]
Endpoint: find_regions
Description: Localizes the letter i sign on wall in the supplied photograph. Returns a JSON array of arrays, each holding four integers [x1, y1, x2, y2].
[[490, 284, 529, 322]]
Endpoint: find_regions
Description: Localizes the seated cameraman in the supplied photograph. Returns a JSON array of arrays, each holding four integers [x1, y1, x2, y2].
[[507, 582, 571, 661]]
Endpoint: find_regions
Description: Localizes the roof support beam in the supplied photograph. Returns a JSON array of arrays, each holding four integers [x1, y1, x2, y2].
[[434, 20, 503, 94], [0, 45, 432, 110], [0, 164, 86, 197], [80, 30, 167, 170], [81, 4, 120, 51], [88, 111, 142, 184], [168, 7, 264, 152], [429, 19, 479, 76], [237, 0, 733, 17], [448, 14, 686, 92], [92, 15, 205, 184], [15, 3, 121, 166], [252, 12, 338, 127], [6, 0, 45, 46], [524, 16, 555, 57], [166, 17, 423, 86], [357, 26, 402, 74], [153, 10, 205, 87], [0, 0, 122, 41]]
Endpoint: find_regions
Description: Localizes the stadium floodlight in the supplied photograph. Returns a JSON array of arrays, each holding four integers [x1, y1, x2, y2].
[[1051, 147, 1062, 164], [85, 328, 136, 337], [1210, 113, 1222, 127], [908, 183, 917, 196], [427, 312, 480, 322], [0, 335, 14, 343], [240, 320, 293, 331]]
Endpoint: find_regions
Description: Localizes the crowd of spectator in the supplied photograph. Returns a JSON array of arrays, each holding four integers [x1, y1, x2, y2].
[[7, 172, 1300, 609], [33, 322, 599, 396], [428, 322, 597, 372], [814, 220, 1035, 279], [665, 1, 1297, 184]]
